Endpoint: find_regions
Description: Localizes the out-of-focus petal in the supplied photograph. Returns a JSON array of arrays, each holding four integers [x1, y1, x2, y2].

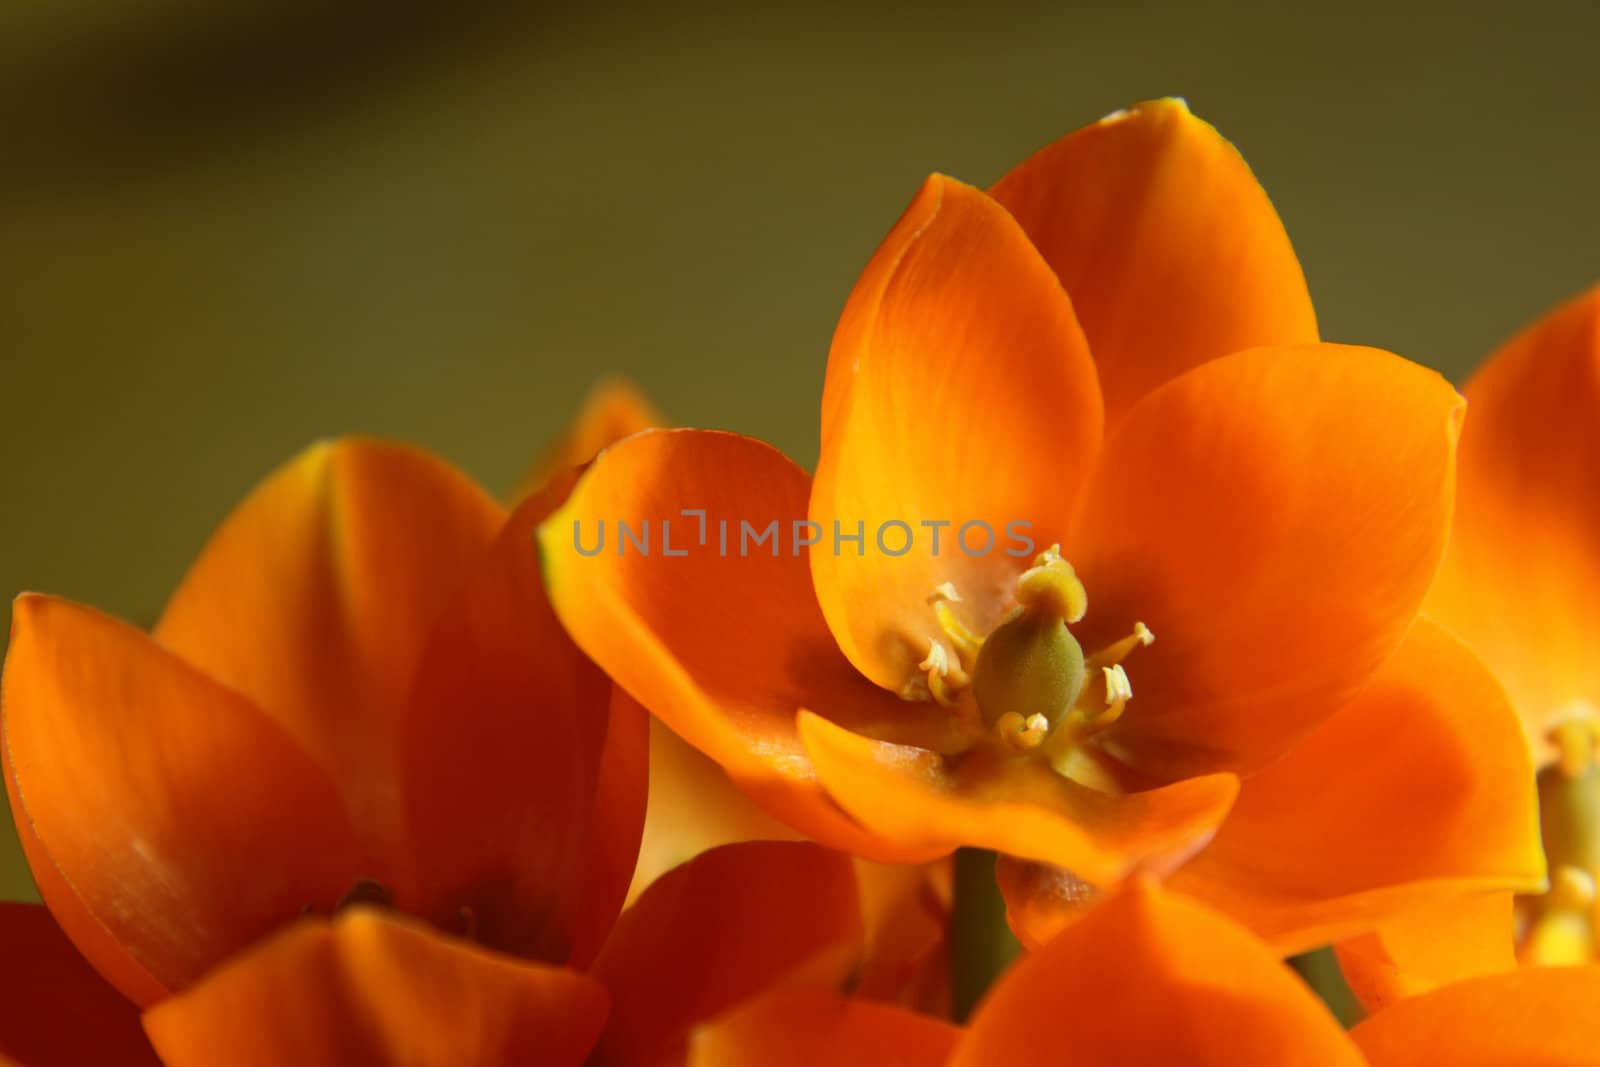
[[951, 881, 1362, 1067], [851, 859, 951, 1013], [991, 98, 1317, 424], [1424, 286, 1600, 748], [587, 841, 863, 1067], [537, 428, 956, 860], [153, 439, 504, 856], [799, 712, 1237, 885], [1168, 618, 1545, 954], [626, 730, 945, 1011], [1350, 965, 1600, 1067], [812, 173, 1102, 693], [568, 685, 650, 968], [1335, 893, 1518, 1013], [514, 377, 665, 501], [0, 903, 161, 1067], [1071, 344, 1463, 780], [142, 911, 607, 1067], [994, 856, 1098, 950], [397, 494, 645, 968], [627, 718, 800, 906], [688, 990, 959, 1067], [2, 595, 358, 1005]]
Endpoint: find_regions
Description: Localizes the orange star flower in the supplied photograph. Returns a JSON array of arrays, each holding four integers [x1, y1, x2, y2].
[[690, 881, 1600, 1067], [1338, 284, 1600, 1005], [1, 413, 871, 1063], [4, 438, 644, 1004], [134, 839, 865, 1067], [2, 836, 868, 1067], [536, 99, 1539, 936], [1002, 615, 1542, 955], [560, 389, 959, 1018]]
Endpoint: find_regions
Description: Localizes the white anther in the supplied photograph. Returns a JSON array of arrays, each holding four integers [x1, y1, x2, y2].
[[1104, 665, 1133, 705]]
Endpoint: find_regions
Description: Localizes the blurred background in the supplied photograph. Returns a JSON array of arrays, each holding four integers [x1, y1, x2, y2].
[[2, 1, 1596, 900]]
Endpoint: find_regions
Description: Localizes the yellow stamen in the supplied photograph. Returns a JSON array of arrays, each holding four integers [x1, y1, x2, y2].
[[906, 547, 1154, 777], [1014, 545, 1087, 622], [1039, 632, 1152, 762], [993, 711, 1051, 751], [1100, 665, 1133, 721], [933, 599, 984, 666], [1551, 715, 1600, 779], [1521, 866, 1598, 965], [1521, 707, 1600, 963], [1537, 719, 1600, 883], [906, 583, 984, 704], [1086, 622, 1154, 671], [917, 640, 969, 706]]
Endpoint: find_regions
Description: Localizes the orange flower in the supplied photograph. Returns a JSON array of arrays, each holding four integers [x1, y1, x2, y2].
[[138, 839, 865, 1067], [3, 838, 870, 1067], [4, 438, 643, 1004], [1, 392, 874, 1063], [1423, 286, 1600, 752], [536, 99, 1537, 934], [564, 391, 959, 1018], [626, 723, 954, 1016], [1338, 284, 1600, 1004], [1007, 616, 1543, 956], [690, 881, 1600, 1067]]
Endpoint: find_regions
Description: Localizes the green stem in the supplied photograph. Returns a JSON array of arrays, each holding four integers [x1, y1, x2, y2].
[[1289, 946, 1364, 1027], [950, 848, 1022, 1021]]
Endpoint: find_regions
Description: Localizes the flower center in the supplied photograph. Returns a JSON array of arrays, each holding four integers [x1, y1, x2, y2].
[[1521, 711, 1600, 964], [317, 878, 480, 941], [915, 545, 1152, 770]]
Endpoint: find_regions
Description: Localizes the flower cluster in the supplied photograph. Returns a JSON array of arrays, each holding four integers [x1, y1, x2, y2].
[[2, 99, 1596, 1066]]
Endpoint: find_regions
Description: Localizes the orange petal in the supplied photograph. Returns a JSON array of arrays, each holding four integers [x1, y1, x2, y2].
[[537, 428, 955, 860], [951, 881, 1363, 1067], [153, 439, 504, 858], [1168, 618, 1545, 953], [587, 841, 863, 1066], [396, 494, 646, 967], [812, 173, 1102, 692], [142, 911, 607, 1067], [567, 685, 650, 968], [993, 855, 1100, 950], [623, 748, 952, 1010], [1335, 892, 1518, 1013], [0, 903, 161, 1067], [688, 990, 960, 1067], [1350, 965, 1600, 1067], [5, 775, 162, 1008], [799, 712, 1238, 885], [513, 377, 665, 501], [1424, 285, 1600, 747], [991, 98, 1318, 425], [850, 858, 951, 1013], [627, 717, 801, 906], [1070, 344, 1464, 780], [2, 595, 359, 1004]]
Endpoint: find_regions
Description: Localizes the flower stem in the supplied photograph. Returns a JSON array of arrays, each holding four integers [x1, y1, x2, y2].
[[950, 847, 1022, 1021], [1289, 946, 1364, 1026]]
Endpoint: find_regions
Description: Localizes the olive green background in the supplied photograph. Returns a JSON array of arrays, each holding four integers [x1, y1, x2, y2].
[[2, 2, 1596, 901]]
